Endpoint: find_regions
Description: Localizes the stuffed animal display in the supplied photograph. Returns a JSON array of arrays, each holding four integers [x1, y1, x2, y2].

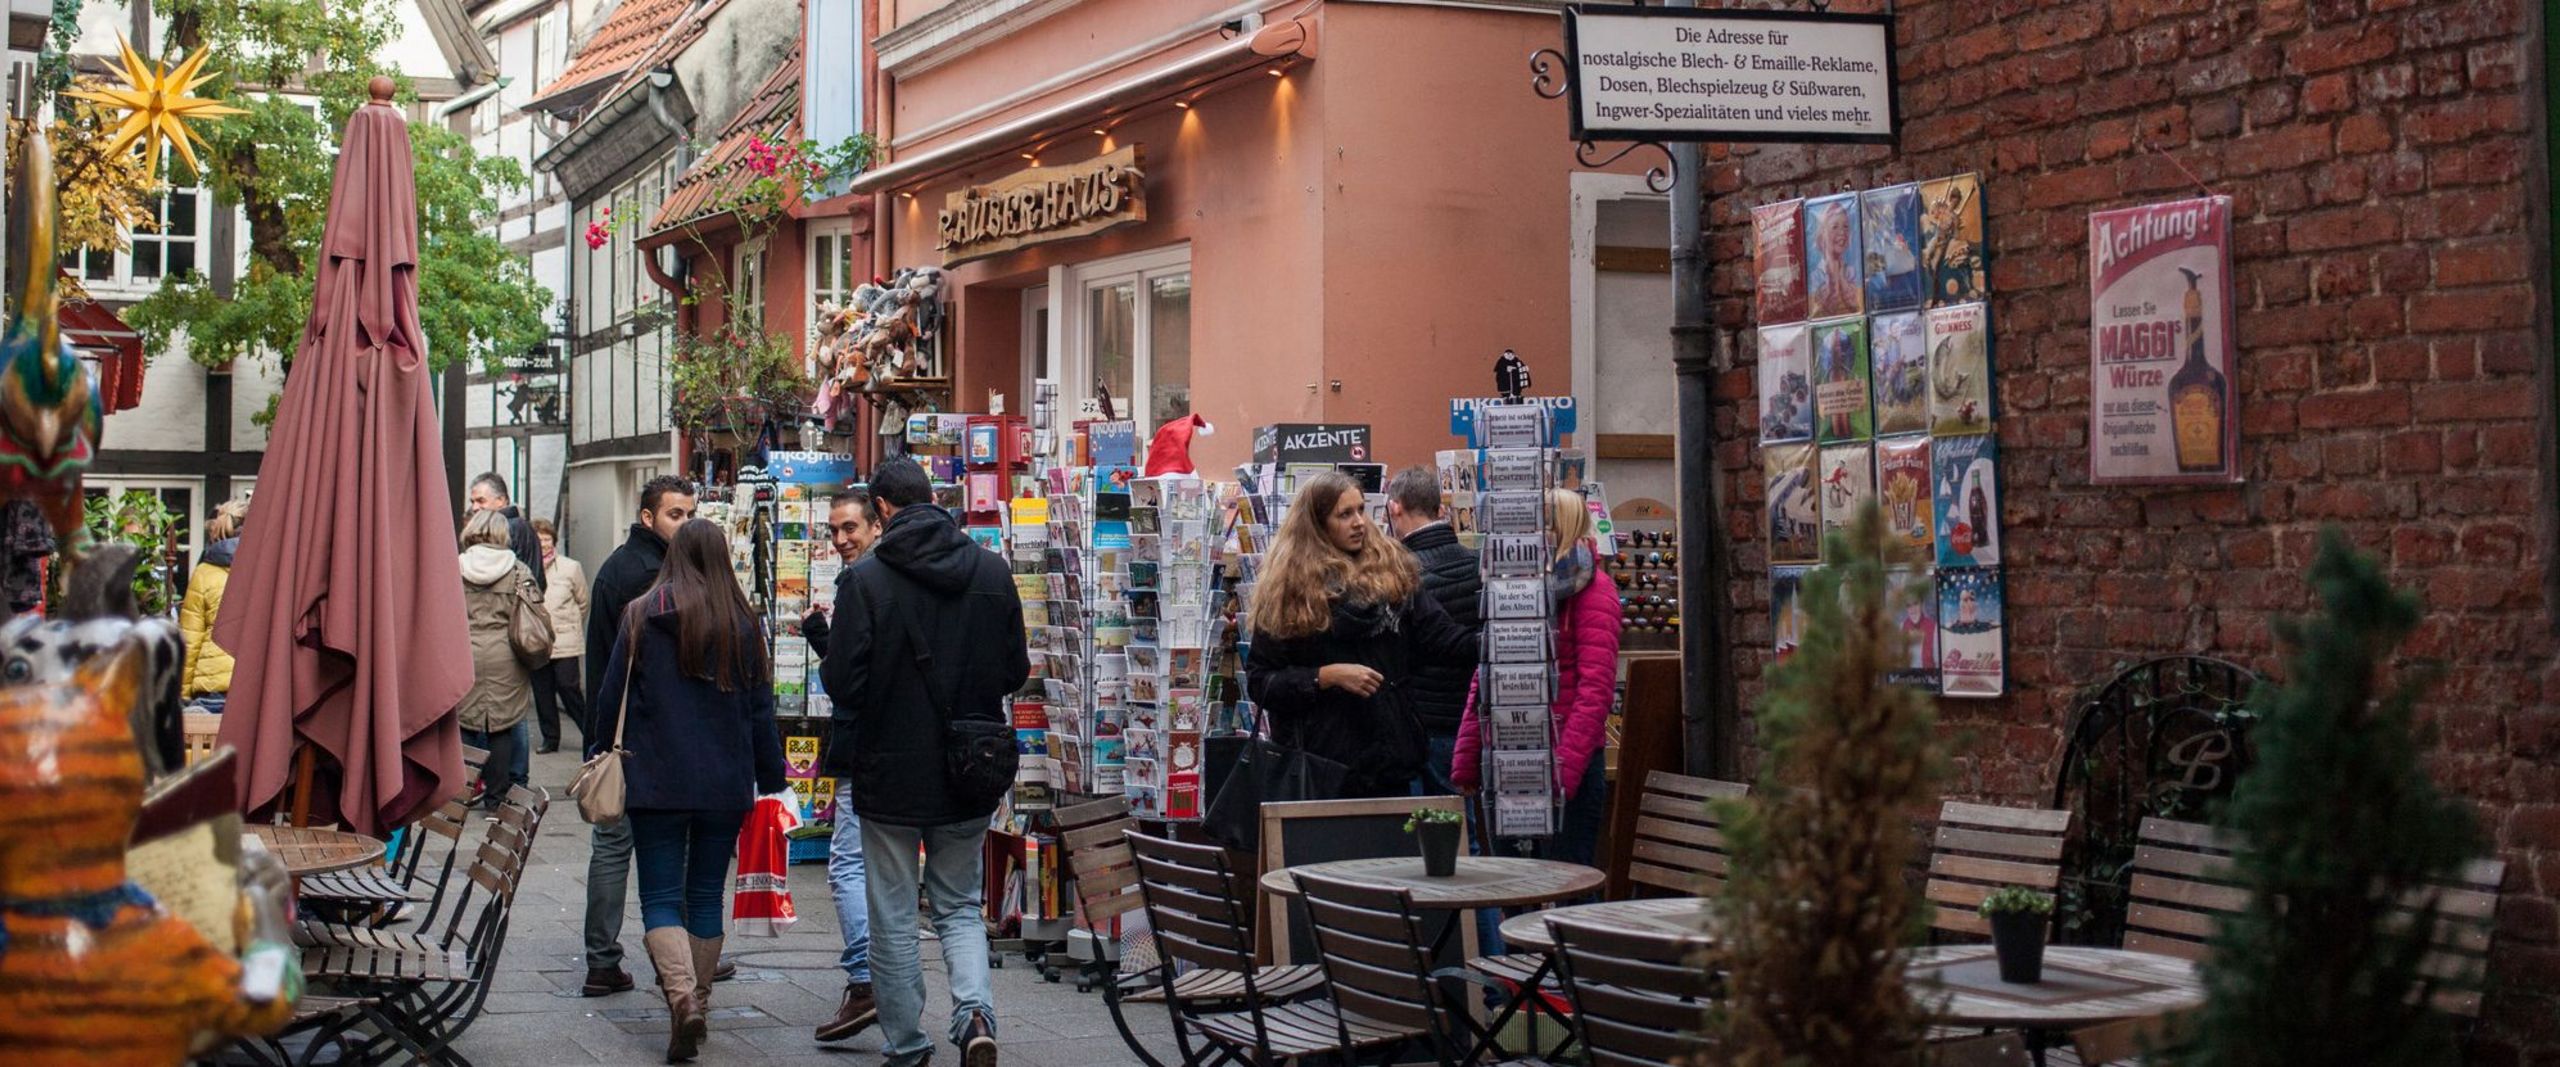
[[0, 648, 294, 1064], [811, 266, 946, 429]]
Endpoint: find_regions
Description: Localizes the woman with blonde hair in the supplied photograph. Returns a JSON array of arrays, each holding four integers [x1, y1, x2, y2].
[[1452, 488, 1623, 865], [458, 508, 550, 809], [179, 499, 250, 711], [1245, 471, 1476, 798]]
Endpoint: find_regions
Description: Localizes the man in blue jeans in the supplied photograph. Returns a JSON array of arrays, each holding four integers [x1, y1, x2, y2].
[[821, 462, 1029, 1067], [802, 490, 882, 1044]]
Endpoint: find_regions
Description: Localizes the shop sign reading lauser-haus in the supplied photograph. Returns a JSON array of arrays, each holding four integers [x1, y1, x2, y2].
[[936, 145, 1146, 266]]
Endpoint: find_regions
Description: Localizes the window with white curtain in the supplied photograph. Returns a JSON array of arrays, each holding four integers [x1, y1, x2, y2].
[[1066, 245, 1191, 430]]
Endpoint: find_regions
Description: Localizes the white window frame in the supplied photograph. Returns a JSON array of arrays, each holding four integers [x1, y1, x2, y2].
[[731, 237, 768, 330], [69, 166, 211, 297], [1052, 243, 1191, 428], [805, 219, 856, 340], [84, 476, 206, 581], [1020, 284, 1050, 404]]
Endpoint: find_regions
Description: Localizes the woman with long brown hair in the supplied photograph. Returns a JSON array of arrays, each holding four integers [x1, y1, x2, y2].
[[1246, 472, 1476, 798], [592, 519, 786, 1063]]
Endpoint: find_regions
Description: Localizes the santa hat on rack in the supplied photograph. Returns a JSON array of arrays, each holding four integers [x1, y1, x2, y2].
[[1143, 413, 1215, 477]]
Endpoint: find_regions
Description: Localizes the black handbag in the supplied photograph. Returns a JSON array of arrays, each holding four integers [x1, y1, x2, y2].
[[1202, 709, 1346, 851], [886, 581, 1020, 815]]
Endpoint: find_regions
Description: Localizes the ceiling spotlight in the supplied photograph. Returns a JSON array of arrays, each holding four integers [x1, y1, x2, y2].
[[1173, 100, 1191, 110], [1093, 127, 1109, 136], [1266, 67, 1284, 77], [1021, 152, 1037, 160]]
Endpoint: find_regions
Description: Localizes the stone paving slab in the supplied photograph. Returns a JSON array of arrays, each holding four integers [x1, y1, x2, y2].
[[441, 749, 1182, 1066]]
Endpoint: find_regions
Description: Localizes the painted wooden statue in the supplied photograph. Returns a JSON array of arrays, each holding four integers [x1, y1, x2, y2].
[[0, 647, 293, 1063]]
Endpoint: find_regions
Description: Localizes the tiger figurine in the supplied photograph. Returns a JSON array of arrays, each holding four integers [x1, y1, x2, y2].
[[0, 647, 292, 1064]]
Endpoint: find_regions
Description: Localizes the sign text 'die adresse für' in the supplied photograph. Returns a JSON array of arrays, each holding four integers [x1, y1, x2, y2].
[[1566, 7, 1895, 143]]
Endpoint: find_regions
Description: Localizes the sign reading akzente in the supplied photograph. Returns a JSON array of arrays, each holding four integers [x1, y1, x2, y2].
[[937, 145, 1146, 266], [1563, 4, 1896, 144]]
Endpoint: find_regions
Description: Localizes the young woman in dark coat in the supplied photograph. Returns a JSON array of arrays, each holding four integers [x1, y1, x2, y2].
[[593, 519, 786, 1063], [1245, 471, 1477, 798]]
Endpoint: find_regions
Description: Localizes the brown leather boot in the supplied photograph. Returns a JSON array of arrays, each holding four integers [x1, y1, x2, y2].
[[689, 934, 724, 1016], [643, 928, 705, 1063], [814, 981, 878, 1043]]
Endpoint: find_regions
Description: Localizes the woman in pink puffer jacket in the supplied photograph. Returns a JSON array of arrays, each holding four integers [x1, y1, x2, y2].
[[1452, 488, 1625, 867]]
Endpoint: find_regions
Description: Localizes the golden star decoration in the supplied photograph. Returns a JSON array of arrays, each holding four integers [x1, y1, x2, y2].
[[63, 35, 246, 180]]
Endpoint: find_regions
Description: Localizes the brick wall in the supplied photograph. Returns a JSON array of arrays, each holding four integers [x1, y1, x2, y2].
[[1700, 1, 2553, 1059]]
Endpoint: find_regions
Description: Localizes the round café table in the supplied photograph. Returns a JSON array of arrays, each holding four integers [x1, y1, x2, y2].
[[1906, 945, 2205, 1031], [1496, 896, 1714, 953], [1259, 856, 1606, 910], [246, 825, 386, 879]]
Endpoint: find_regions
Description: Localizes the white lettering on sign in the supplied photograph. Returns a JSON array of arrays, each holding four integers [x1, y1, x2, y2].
[[1569, 9, 1895, 142], [1283, 428, 1366, 452]]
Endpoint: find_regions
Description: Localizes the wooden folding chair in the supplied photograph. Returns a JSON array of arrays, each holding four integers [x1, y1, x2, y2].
[[2122, 817, 2246, 962], [1544, 914, 1719, 1067], [2411, 855, 2507, 1018], [1926, 801, 2073, 940], [1128, 831, 1327, 1067], [1625, 771, 1752, 898], [2069, 1010, 2194, 1066], [181, 710, 223, 765], [1052, 797, 1171, 1067], [1285, 873, 1466, 1066]]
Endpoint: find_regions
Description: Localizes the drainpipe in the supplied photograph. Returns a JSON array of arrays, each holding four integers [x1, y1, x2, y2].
[[431, 75, 511, 123], [641, 65, 694, 315]]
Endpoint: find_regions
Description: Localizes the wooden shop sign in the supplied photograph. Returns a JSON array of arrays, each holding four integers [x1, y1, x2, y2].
[[936, 145, 1146, 266]]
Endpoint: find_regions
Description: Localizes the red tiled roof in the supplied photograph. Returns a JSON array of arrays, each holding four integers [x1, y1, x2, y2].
[[644, 43, 801, 239], [532, 0, 693, 105]]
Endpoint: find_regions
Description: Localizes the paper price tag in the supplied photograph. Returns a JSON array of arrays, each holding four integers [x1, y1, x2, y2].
[[1477, 491, 1546, 535], [1482, 578, 1548, 620], [1479, 448, 1548, 492], [1486, 663, 1553, 707], [1482, 619, 1551, 663], [1480, 534, 1549, 577]]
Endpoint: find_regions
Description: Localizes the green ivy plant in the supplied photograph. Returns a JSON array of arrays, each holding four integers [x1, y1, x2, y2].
[[1403, 808, 1463, 833], [70, 491, 183, 617], [1977, 887, 2055, 918]]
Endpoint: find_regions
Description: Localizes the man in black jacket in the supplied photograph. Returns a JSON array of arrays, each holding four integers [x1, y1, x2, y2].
[[1385, 465, 1481, 794], [576, 475, 694, 999], [803, 488, 883, 1045], [820, 460, 1027, 1067]]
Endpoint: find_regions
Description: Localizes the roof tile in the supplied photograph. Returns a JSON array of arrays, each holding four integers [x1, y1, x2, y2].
[[646, 43, 803, 236]]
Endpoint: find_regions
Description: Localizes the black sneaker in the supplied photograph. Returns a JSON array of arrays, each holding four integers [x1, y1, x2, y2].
[[959, 1012, 997, 1067]]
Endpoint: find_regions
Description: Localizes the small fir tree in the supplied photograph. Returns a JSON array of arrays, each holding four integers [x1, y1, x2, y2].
[[2185, 527, 2480, 1067], [1712, 504, 1944, 1066]]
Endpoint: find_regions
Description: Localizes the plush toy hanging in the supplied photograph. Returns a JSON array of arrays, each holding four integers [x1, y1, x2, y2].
[[1143, 413, 1213, 477]]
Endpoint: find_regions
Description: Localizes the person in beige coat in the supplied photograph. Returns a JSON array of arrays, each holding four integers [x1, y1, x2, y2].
[[459, 509, 550, 809], [533, 518, 591, 753]]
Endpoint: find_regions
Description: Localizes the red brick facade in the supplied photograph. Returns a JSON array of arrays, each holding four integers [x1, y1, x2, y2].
[[1703, 1, 2553, 1059]]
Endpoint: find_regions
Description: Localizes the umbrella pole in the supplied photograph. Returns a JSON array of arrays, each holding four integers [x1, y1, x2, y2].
[[288, 743, 318, 827]]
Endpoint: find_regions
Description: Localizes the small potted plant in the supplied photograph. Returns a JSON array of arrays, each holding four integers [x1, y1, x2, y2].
[[1406, 808, 1464, 877], [1978, 887, 2055, 984]]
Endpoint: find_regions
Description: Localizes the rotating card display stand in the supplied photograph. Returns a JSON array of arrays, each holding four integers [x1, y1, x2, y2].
[[1461, 401, 1564, 840]]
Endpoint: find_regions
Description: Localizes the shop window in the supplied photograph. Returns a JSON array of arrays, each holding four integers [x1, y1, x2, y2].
[[1067, 246, 1191, 430]]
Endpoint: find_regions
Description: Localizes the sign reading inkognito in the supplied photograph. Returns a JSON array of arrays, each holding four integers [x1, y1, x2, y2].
[[1564, 5, 1896, 144]]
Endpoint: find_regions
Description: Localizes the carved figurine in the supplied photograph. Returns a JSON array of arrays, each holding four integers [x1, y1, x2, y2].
[[0, 128, 105, 542], [0, 648, 294, 1064]]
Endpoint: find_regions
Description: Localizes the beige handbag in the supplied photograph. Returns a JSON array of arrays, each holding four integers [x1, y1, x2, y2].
[[568, 614, 637, 825]]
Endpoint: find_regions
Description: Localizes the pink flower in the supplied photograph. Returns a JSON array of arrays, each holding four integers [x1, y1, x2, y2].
[[743, 136, 781, 178], [584, 219, 610, 250]]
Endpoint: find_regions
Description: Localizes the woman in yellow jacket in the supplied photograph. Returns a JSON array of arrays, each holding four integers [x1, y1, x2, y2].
[[179, 500, 248, 712]]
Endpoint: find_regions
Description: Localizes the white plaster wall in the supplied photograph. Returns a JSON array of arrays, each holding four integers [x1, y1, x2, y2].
[[229, 358, 285, 452], [107, 345, 208, 452]]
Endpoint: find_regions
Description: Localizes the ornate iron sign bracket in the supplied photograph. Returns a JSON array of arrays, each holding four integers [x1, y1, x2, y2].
[[1530, 47, 1676, 194]]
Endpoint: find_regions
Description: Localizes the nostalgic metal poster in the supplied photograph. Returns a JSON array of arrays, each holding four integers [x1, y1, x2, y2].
[[2088, 196, 2240, 485]]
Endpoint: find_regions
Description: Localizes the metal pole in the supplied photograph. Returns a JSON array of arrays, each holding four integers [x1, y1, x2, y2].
[[1668, 135, 1738, 778]]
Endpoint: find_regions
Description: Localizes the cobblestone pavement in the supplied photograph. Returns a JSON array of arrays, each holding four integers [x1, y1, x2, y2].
[[455, 747, 1181, 1066]]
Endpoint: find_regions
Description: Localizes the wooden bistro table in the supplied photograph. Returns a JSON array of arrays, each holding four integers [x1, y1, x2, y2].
[[1907, 945, 2205, 1033], [246, 825, 387, 879], [1263, 857, 1605, 1061], [1495, 896, 1714, 954]]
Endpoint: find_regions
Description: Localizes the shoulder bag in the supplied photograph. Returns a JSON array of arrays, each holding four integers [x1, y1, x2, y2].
[[883, 575, 1019, 815], [1202, 706, 1347, 852], [507, 571, 555, 670], [567, 610, 640, 825]]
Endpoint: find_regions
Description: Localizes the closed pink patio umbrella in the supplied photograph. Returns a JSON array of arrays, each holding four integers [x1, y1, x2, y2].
[[214, 78, 472, 834]]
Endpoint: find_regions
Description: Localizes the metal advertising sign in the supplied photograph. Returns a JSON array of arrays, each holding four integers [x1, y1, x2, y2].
[[2087, 196, 2240, 485], [1563, 4, 1897, 144]]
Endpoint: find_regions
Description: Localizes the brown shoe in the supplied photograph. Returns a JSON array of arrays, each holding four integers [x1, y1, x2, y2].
[[644, 929, 705, 1063], [581, 965, 634, 997], [815, 982, 878, 1043], [712, 954, 738, 982]]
